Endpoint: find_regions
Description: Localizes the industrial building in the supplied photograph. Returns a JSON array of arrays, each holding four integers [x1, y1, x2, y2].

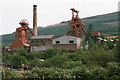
[[53, 35, 82, 51], [30, 35, 82, 51], [30, 35, 55, 51]]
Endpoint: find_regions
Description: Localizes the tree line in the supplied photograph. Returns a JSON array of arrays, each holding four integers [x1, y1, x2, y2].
[[2, 37, 120, 80]]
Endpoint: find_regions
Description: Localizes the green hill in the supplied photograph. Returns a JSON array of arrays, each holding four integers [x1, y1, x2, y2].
[[2, 11, 118, 44]]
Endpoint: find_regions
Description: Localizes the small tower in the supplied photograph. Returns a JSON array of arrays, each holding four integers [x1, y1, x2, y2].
[[67, 8, 86, 38]]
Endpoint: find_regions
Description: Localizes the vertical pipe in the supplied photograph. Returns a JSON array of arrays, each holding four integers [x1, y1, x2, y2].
[[33, 5, 37, 36]]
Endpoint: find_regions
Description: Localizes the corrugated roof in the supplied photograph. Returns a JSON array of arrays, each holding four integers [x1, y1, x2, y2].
[[31, 35, 54, 39]]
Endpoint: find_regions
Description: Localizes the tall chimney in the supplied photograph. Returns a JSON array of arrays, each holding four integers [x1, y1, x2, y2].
[[33, 5, 37, 36]]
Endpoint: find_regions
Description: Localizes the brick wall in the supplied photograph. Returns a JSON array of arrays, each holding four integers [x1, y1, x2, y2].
[[53, 44, 78, 51]]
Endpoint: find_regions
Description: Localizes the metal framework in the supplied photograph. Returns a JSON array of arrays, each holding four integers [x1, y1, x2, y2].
[[16, 19, 34, 42], [10, 19, 34, 50], [85, 24, 94, 40], [67, 8, 86, 38]]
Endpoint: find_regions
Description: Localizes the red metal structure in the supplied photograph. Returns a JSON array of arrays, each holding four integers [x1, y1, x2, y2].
[[10, 19, 34, 50], [67, 8, 86, 38]]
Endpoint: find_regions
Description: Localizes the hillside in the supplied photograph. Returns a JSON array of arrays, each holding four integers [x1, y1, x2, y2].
[[2, 12, 118, 44]]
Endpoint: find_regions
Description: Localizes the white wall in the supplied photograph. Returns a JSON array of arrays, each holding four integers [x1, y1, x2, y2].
[[53, 35, 82, 45], [31, 46, 52, 51]]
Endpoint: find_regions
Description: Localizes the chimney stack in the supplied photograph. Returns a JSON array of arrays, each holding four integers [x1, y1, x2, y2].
[[33, 5, 37, 36]]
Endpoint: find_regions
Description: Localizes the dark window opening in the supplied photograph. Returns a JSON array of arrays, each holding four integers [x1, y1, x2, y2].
[[41, 40, 43, 42], [36, 45, 38, 47], [69, 40, 74, 43], [56, 41, 60, 44], [36, 41, 39, 42], [43, 44, 45, 46], [31, 41, 34, 42]]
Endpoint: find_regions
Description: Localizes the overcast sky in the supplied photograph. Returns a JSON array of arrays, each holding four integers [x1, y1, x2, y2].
[[0, 0, 119, 35]]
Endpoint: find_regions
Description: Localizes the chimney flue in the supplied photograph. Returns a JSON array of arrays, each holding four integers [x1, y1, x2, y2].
[[33, 5, 37, 36]]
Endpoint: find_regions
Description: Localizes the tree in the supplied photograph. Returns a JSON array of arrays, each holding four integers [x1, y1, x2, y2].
[[42, 49, 62, 59], [106, 40, 114, 50], [10, 54, 28, 68], [88, 37, 95, 49], [64, 61, 83, 69], [29, 58, 43, 68], [42, 55, 68, 68], [101, 42, 109, 50], [22, 70, 34, 78], [89, 67, 105, 80], [2, 68, 23, 78], [17, 48, 28, 56], [71, 66, 90, 80], [104, 62, 120, 80]]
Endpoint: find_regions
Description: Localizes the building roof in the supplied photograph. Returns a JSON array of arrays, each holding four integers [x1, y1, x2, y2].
[[106, 36, 119, 39], [53, 35, 81, 41], [30, 35, 55, 39], [92, 31, 100, 36]]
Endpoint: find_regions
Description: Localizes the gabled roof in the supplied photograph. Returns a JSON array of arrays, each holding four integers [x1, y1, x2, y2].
[[31, 35, 55, 39], [53, 35, 81, 40]]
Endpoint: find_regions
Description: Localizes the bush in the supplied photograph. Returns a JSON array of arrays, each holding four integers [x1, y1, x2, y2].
[[10, 54, 28, 68], [42, 55, 68, 68], [2, 68, 23, 78], [89, 67, 105, 80], [64, 61, 83, 69], [104, 62, 120, 80]]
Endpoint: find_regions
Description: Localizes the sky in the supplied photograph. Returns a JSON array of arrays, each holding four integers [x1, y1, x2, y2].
[[0, 0, 119, 35]]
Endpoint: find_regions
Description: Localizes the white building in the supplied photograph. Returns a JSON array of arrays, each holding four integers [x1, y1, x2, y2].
[[53, 35, 82, 51]]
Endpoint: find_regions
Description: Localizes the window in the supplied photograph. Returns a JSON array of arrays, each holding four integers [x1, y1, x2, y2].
[[41, 40, 43, 42], [31, 40, 34, 42], [36, 45, 38, 47], [56, 41, 60, 44], [36, 40, 39, 42], [69, 40, 74, 43]]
